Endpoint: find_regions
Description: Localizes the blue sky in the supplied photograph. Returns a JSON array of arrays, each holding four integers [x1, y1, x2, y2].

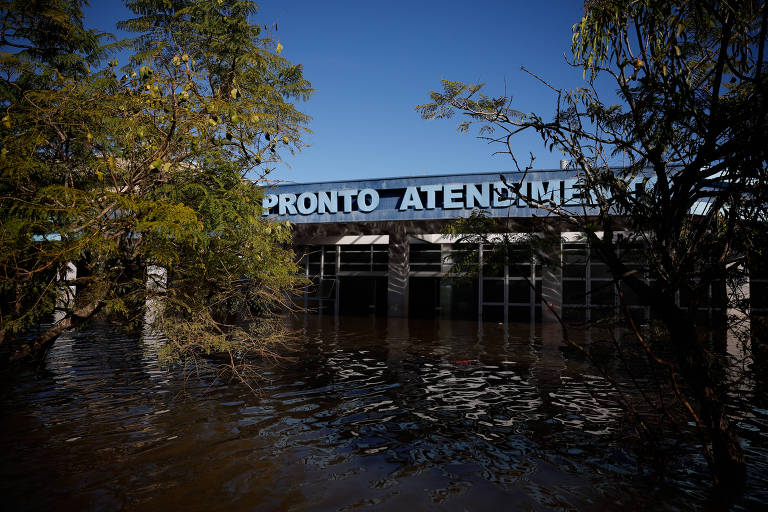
[[85, 1, 587, 184]]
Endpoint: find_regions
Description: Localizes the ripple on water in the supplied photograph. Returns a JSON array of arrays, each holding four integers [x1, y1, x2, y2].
[[1, 317, 766, 511]]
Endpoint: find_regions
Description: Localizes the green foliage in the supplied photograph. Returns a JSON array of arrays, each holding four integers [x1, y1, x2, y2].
[[419, 0, 768, 313], [420, 0, 767, 488], [0, 0, 311, 367], [442, 210, 538, 278], [0, 0, 112, 81]]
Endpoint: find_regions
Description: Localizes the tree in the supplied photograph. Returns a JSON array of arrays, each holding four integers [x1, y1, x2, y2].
[[418, 0, 767, 488], [0, 0, 312, 378]]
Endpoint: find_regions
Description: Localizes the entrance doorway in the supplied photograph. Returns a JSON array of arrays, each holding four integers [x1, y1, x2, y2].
[[409, 277, 440, 318], [338, 276, 387, 316]]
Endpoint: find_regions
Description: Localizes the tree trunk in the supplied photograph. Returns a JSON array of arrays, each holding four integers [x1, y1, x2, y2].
[[663, 310, 747, 489], [597, 241, 746, 488], [752, 314, 768, 375], [9, 296, 104, 364]]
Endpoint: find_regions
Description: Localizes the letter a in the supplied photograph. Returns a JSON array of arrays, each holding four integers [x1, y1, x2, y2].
[[399, 186, 424, 211]]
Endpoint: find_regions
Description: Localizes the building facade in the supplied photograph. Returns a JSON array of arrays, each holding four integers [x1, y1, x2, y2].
[[264, 170, 728, 322]]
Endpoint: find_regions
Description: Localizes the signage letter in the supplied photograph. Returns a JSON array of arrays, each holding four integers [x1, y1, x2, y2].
[[530, 181, 547, 205], [297, 192, 318, 214], [443, 184, 463, 209], [262, 194, 278, 215], [278, 193, 298, 215], [562, 179, 579, 205], [516, 183, 528, 207], [318, 190, 338, 214], [400, 186, 424, 211], [357, 188, 379, 212], [420, 184, 441, 209], [338, 189, 358, 212], [492, 182, 512, 207], [628, 175, 656, 199], [546, 180, 562, 206], [465, 183, 489, 208]]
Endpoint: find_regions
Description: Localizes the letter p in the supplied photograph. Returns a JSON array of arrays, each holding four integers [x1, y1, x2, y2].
[[262, 194, 278, 215]]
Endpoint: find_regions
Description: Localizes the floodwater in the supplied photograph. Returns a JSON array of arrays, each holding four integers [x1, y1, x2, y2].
[[1, 315, 767, 511]]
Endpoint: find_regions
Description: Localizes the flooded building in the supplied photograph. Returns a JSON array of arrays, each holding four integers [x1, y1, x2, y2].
[[264, 170, 729, 322]]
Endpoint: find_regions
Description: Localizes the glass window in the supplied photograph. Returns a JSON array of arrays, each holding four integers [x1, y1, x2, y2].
[[564, 280, 587, 306], [482, 279, 504, 303], [590, 280, 615, 306], [508, 279, 532, 304]]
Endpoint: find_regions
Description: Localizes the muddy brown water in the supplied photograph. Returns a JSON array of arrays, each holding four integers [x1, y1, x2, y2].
[[1, 315, 767, 511]]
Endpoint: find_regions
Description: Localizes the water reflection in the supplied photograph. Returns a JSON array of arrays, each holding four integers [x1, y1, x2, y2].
[[0, 315, 766, 511]]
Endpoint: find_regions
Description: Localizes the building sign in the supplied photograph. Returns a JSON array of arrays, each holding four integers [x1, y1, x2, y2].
[[263, 171, 655, 224]]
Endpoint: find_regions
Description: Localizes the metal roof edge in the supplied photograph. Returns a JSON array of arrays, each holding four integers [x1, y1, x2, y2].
[[268, 168, 580, 187]]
